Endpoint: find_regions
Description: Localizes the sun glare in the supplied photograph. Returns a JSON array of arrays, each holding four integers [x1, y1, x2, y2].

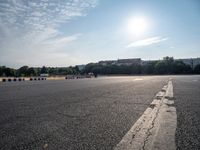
[[127, 17, 148, 36]]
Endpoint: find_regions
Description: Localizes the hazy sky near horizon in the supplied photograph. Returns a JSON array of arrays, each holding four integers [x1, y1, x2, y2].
[[0, 0, 200, 68]]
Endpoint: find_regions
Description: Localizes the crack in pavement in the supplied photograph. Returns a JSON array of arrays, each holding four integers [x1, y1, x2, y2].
[[114, 80, 177, 150], [142, 104, 161, 150]]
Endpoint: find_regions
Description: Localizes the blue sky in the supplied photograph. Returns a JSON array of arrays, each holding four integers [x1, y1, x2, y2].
[[0, 0, 200, 68]]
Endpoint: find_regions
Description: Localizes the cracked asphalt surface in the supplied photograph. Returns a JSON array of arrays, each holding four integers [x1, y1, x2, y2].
[[0, 75, 200, 150], [0, 76, 168, 150]]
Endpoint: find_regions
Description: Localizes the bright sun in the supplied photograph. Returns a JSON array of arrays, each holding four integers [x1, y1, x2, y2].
[[127, 17, 148, 36]]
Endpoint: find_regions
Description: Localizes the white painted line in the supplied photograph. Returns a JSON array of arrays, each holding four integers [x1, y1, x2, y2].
[[193, 80, 198, 82], [165, 81, 173, 99], [134, 78, 143, 81], [114, 80, 177, 150], [144, 81, 177, 150]]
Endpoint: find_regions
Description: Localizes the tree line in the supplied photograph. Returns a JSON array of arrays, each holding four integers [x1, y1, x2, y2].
[[83, 57, 200, 75], [0, 66, 80, 77], [1, 57, 200, 77]]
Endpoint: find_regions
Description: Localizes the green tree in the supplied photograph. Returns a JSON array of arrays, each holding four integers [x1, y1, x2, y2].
[[130, 64, 141, 74], [194, 64, 200, 74], [142, 61, 157, 74], [18, 66, 29, 76], [163, 56, 174, 73], [0, 66, 6, 76], [173, 61, 192, 74], [40, 66, 47, 74], [83, 63, 97, 73], [27, 67, 36, 76], [73, 66, 80, 74], [155, 61, 167, 74]]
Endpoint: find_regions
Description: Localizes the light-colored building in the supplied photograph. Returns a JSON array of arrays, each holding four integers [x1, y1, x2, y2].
[[99, 60, 117, 66], [98, 58, 200, 68], [176, 58, 200, 68], [40, 73, 49, 77], [141, 60, 158, 65], [99, 58, 142, 66], [117, 58, 142, 66]]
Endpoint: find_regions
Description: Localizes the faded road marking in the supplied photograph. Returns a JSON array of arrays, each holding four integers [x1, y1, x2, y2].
[[114, 80, 177, 150], [134, 78, 144, 81]]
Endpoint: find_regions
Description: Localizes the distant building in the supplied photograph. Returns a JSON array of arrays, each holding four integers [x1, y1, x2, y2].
[[40, 73, 49, 77], [141, 60, 158, 65], [117, 58, 142, 66], [98, 57, 200, 68], [99, 58, 141, 66], [99, 60, 117, 66], [142, 60, 157, 65], [176, 58, 200, 68]]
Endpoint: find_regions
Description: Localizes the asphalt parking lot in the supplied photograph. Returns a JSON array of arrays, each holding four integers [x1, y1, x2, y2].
[[173, 76, 200, 150], [0, 75, 199, 150]]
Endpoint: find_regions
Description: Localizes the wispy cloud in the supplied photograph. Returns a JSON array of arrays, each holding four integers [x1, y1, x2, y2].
[[0, 0, 98, 67], [126, 36, 168, 48], [0, 0, 97, 31]]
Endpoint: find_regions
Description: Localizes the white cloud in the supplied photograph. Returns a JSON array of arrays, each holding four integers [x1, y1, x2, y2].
[[126, 36, 168, 48], [0, 0, 98, 30], [0, 0, 98, 67]]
